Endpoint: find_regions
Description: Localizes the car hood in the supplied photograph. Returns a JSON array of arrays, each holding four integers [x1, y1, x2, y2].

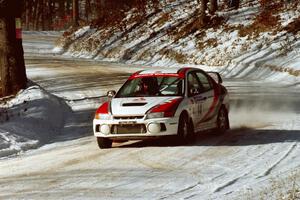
[[110, 96, 178, 116]]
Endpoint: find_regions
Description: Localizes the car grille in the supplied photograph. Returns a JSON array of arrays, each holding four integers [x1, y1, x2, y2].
[[113, 116, 144, 120], [111, 124, 147, 134]]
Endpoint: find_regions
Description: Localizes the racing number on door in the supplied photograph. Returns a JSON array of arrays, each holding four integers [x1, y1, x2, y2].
[[197, 103, 203, 115], [191, 98, 202, 116]]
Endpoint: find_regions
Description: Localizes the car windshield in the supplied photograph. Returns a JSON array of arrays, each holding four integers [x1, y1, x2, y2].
[[115, 76, 184, 97]]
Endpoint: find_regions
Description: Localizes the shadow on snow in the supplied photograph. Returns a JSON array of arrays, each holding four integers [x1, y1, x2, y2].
[[117, 128, 300, 148]]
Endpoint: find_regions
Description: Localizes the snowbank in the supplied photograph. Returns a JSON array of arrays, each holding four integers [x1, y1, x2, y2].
[[0, 83, 71, 158]]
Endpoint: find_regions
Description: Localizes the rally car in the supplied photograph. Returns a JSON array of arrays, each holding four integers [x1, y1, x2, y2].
[[93, 67, 229, 148]]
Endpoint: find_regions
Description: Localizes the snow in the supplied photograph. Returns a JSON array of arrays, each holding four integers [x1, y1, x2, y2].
[[74, 26, 90, 38], [52, 46, 64, 54], [0, 31, 299, 199], [0, 84, 70, 158], [23, 31, 62, 55], [53, 0, 299, 88], [0, 0, 300, 199]]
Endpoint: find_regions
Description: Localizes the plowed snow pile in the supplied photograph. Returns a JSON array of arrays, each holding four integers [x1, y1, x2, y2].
[[0, 84, 70, 158]]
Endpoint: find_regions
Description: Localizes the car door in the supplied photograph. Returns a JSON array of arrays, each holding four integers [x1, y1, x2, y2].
[[186, 72, 207, 129], [194, 71, 215, 125]]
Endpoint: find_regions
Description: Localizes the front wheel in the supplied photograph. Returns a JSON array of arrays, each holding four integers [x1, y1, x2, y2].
[[217, 107, 229, 134], [97, 137, 112, 149], [176, 114, 193, 144]]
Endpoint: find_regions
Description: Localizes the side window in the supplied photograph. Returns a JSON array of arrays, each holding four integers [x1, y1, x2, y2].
[[187, 73, 203, 97], [196, 72, 212, 92]]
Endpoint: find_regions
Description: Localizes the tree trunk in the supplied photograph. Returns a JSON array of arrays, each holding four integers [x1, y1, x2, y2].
[[198, 0, 209, 25], [229, 0, 240, 9], [0, 0, 27, 97], [95, 0, 106, 20], [199, 0, 208, 14], [48, 0, 55, 30], [85, 0, 91, 22], [34, 0, 43, 30], [58, 0, 65, 19], [209, 0, 218, 15], [73, 0, 79, 27], [26, 0, 34, 30], [66, 0, 71, 15], [25, 0, 31, 30], [41, 0, 46, 30], [32, 0, 39, 30]]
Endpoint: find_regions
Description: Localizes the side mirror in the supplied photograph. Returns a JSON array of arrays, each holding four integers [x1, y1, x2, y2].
[[107, 90, 116, 98], [207, 72, 223, 84]]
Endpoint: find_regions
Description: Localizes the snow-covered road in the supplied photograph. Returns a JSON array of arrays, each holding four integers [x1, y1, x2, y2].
[[0, 33, 299, 200]]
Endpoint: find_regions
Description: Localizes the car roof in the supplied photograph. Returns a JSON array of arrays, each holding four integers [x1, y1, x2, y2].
[[129, 67, 192, 80], [138, 68, 181, 75]]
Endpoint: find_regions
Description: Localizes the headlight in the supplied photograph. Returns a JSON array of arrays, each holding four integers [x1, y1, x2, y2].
[[146, 112, 164, 119], [95, 101, 112, 120]]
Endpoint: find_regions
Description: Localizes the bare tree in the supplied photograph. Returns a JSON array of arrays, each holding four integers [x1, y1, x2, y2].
[[228, 0, 240, 9], [73, 0, 79, 27], [85, 0, 91, 21], [198, 0, 208, 24], [198, 0, 218, 24], [199, 0, 208, 14], [209, 0, 218, 15], [0, 0, 27, 97], [58, 0, 65, 19]]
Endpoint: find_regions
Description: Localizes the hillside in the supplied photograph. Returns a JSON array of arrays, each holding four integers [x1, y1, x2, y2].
[[54, 0, 300, 85]]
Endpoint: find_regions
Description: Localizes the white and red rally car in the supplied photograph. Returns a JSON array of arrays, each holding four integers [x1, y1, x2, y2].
[[93, 67, 229, 148]]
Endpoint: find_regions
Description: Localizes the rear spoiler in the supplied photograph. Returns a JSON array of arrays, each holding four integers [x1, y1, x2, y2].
[[207, 72, 223, 84]]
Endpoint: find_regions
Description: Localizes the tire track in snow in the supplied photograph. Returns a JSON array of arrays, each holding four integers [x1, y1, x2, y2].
[[257, 143, 297, 178], [207, 133, 298, 194], [213, 177, 240, 193], [212, 169, 253, 194], [158, 181, 202, 200]]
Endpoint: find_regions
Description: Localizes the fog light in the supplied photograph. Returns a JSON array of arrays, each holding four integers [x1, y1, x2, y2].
[[100, 124, 110, 135], [147, 123, 161, 134]]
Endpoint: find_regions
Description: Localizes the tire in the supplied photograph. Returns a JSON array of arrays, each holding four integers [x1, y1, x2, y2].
[[217, 107, 229, 134], [176, 113, 192, 144], [97, 137, 112, 149]]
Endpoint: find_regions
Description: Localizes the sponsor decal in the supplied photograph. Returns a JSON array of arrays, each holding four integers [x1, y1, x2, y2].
[[133, 97, 146, 101], [199, 84, 221, 123], [194, 95, 207, 102]]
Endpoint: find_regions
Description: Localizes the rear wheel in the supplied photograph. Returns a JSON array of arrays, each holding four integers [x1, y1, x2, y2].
[[217, 107, 229, 134], [97, 137, 112, 149]]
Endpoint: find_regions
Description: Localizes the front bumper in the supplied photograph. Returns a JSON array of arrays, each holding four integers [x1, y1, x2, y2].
[[93, 116, 179, 140]]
